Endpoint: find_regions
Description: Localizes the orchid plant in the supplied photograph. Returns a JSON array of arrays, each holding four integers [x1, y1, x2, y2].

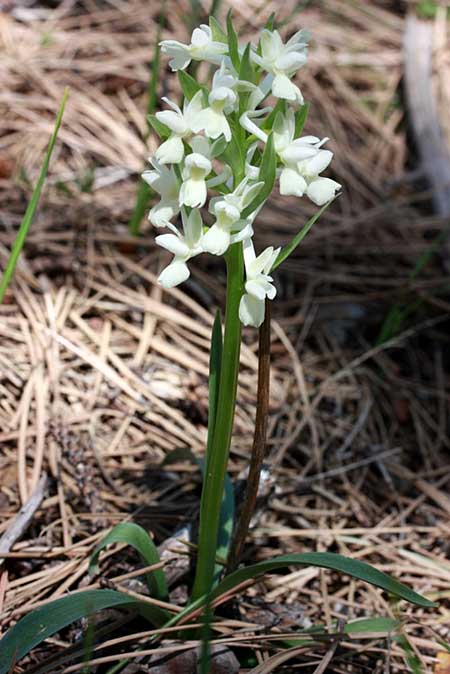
[[146, 14, 342, 602], [0, 16, 434, 674]]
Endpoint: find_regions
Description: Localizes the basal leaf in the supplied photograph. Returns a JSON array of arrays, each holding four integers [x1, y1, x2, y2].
[[210, 552, 436, 608], [89, 522, 168, 601]]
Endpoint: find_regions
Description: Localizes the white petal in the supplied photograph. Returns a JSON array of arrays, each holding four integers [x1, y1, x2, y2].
[[184, 208, 203, 246], [280, 144, 317, 163], [155, 135, 185, 164], [158, 260, 190, 288], [279, 168, 307, 197], [245, 279, 268, 301], [305, 150, 333, 176], [195, 108, 231, 141], [155, 233, 190, 257], [160, 41, 191, 71], [248, 246, 275, 277], [272, 74, 303, 103], [191, 25, 211, 47], [184, 152, 212, 176], [179, 178, 207, 208], [239, 111, 268, 143], [230, 222, 253, 244], [306, 177, 341, 206], [239, 294, 265, 328], [155, 110, 187, 135], [260, 30, 282, 62], [201, 224, 230, 256], [149, 201, 179, 228], [275, 51, 307, 72]]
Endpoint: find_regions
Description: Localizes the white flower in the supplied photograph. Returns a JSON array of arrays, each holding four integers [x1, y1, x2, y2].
[[160, 25, 228, 71], [179, 153, 212, 208], [156, 209, 203, 288], [239, 240, 280, 328], [142, 159, 180, 228], [202, 178, 263, 256], [251, 29, 309, 104], [274, 110, 341, 205], [155, 92, 204, 164]]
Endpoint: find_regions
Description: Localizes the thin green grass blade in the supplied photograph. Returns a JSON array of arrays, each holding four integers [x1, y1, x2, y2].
[[89, 522, 168, 601], [210, 553, 436, 608], [0, 590, 141, 674], [272, 199, 333, 271], [0, 88, 68, 304]]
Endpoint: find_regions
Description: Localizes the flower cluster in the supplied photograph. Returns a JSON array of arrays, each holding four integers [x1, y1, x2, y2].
[[144, 18, 341, 327]]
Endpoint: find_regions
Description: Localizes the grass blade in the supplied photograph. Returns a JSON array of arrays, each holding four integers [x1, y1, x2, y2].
[[89, 522, 168, 601], [0, 88, 68, 304], [210, 552, 436, 608], [0, 590, 141, 674]]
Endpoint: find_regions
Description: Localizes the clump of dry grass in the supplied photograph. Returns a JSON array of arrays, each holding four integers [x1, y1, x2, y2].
[[0, 1, 449, 672]]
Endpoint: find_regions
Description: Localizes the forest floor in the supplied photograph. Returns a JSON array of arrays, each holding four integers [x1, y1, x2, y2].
[[0, 1, 449, 672]]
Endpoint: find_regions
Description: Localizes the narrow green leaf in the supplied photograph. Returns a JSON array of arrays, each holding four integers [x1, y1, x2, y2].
[[240, 132, 276, 219], [272, 199, 333, 271], [147, 114, 171, 139], [210, 136, 228, 160], [0, 590, 144, 674], [264, 12, 276, 31], [222, 131, 245, 185], [239, 43, 254, 83], [345, 616, 400, 636], [261, 99, 286, 130], [89, 522, 168, 601], [0, 88, 68, 304], [209, 15, 227, 43], [210, 553, 436, 608], [295, 102, 309, 137], [226, 10, 240, 71], [178, 70, 206, 101]]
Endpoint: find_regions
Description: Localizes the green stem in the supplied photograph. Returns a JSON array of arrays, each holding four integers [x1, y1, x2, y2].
[[191, 242, 243, 601]]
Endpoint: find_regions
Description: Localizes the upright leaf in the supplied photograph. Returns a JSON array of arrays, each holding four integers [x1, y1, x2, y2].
[[0, 89, 68, 303], [89, 522, 168, 601], [241, 132, 276, 218], [239, 43, 254, 83], [209, 15, 227, 43], [226, 11, 240, 71], [295, 102, 309, 136]]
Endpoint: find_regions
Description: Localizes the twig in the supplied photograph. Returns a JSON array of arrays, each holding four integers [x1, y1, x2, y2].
[[0, 473, 48, 567]]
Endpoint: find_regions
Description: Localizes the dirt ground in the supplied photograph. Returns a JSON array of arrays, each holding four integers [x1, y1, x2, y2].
[[0, 1, 449, 672]]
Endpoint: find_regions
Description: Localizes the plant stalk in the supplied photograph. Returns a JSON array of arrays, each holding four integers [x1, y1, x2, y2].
[[226, 299, 271, 573], [191, 243, 243, 601]]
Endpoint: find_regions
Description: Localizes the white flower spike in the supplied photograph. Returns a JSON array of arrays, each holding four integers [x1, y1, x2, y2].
[[251, 28, 309, 104], [146, 15, 341, 324], [155, 92, 204, 164], [160, 24, 228, 71], [142, 159, 180, 228], [179, 152, 212, 208], [239, 240, 280, 328], [156, 209, 204, 288]]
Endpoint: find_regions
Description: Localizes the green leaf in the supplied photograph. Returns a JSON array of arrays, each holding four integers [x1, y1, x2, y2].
[[264, 12, 276, 31], [178, 70, 206, 101], [261, 99, 286, 130], [210, 136, 228, 160], [295, 102, 309, 137], [345, 616, 400, 636], [239, 43, 254, 83], [147, 114, 171, 140], [222, 131, 245, 185], [210, 553, 436, 608], [209, 16, 227, 43], [0, 590, 148, 674], [0, 88, 68, 304], [226, 11, 240, 72], [272, 199, 333, 271], [89, 522, 168, 601], [240, 132, 276, 219]]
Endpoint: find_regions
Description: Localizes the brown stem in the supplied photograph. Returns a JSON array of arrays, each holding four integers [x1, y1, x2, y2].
[[226, 299, 271, 573]]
